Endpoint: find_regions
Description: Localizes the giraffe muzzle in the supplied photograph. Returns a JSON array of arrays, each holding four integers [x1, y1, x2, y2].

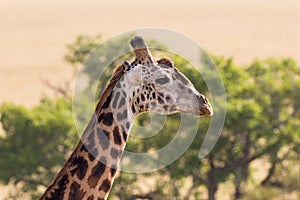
[[197, 94, 213, 116]]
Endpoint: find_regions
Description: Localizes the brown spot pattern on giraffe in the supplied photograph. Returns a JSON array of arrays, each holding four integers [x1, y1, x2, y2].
[[116, 110, 127, 121], [96, 128, 110, 150], [110, 165, 117, 177], [70, 156, 88, 180], [88, 159, 107, 188], [45, 175, 69, 200], [112, 91, 120, 109], [118, 97, 126, 109], [99, 178, 111, 192], [69, 182, 86, 200], [112, 126, 122, 145], [99, 112, 114, 126], [87, 195, 94, 200], [110, 148, 120, 159]]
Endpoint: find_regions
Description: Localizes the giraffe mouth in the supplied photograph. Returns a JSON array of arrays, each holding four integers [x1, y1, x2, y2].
[[178, 94, 213, 117], [197, 94, 213, 116], [199, 104, 213, 116]]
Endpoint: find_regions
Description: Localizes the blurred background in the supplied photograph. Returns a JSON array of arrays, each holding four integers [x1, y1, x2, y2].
[[0, 0, 299, 199]]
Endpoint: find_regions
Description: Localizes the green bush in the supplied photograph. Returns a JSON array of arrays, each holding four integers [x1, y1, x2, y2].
[[0, 97, 77, 198]]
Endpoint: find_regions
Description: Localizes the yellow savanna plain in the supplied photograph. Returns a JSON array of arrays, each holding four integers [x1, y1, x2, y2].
[[0, 0, 300, 107]]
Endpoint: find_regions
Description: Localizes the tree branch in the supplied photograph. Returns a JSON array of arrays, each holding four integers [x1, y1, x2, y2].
[[261, 161, 276, 186], [130, 193, 153, 200]]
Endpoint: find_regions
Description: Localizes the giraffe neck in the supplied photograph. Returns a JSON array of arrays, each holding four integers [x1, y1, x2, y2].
[[40, 77, 137, 200]]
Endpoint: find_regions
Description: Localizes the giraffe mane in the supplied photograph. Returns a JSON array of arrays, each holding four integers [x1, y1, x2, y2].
[[95, 64, 125, 114]]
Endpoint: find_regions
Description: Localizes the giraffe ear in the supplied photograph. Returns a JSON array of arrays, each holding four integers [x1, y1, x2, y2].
[[157, 57, 174, 68], [125, 64, 143, 85]]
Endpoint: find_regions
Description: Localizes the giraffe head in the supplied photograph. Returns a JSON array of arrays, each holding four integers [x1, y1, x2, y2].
[[103, 36, 213, 119], [125, 59, 212, 117]]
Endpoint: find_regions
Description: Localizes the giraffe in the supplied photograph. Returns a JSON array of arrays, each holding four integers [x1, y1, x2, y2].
[[39, 36, 213, 200]]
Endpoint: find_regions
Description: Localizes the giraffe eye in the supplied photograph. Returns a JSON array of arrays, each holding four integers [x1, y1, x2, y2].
[[155, 76, 170, 85]]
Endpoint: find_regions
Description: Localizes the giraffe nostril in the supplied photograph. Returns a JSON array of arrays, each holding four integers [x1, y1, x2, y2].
[[197, 94, 208, 104]]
